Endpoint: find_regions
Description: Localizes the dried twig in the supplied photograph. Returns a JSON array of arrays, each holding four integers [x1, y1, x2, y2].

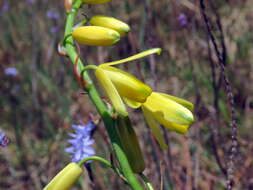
[[199, 1, 239, 189]]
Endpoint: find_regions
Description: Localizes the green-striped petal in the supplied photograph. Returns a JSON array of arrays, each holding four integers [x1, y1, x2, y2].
[[153, 113, 189, 134], [123, 97, 142, 109], [95, 68, 128, 116], [159, 93, 194, 111], [143, 92, 194, 125], [142, 106, 168, 149], [100, 65, 152, 103]]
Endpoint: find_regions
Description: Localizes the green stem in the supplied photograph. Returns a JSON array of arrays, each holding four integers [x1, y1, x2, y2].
[[140, 173, 155, 190], [63, 1, 144, 190], [78, 156, 124, 178], [78, 156, 112, 167]]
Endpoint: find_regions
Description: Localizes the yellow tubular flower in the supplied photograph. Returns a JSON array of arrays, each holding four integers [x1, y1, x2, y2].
[[82, 0, 112, 4], [43, 163, 83, 190], [89, 48, 160, 115], [140, 92, 194, 149], [100, 65, 152, 103], [90, 15, 130, 36], [95, 68, 128, 116], [72, 26, 120, 46]]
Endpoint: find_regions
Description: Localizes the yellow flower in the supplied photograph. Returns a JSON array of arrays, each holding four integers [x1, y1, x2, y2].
[[85, 48, 161, 116], [90, 15, 130, 36], [43, 163, 83, 190], [82, 0, 112, 4], [72, 26, 120, 46], [137, 92, 194, 149]]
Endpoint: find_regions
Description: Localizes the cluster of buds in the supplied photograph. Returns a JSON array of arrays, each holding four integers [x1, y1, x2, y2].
[[72, 14, 130, 46], [45, 0, 195, 189]]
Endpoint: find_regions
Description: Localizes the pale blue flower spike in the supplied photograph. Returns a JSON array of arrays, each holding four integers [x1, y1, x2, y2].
[[65, 121, 96, 164]]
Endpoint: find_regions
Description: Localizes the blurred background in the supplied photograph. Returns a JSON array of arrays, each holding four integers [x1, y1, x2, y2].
[[0, 0, 253, 189]]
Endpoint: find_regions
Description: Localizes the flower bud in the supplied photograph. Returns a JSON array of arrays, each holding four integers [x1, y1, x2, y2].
[[90, 15, 130, 36], [72, 26, 120, 46], [82, 0, 112, 4], [43, 163, 83, 190], [64, 0, 72, 13]]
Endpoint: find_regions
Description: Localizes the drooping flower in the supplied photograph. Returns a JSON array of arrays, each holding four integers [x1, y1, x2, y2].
[[84, 48, 161, 116], [65, 121, 96, 163], [125, 92, 194, 149], [43, 163, 83, 190], [0, 129, 9, 147], [82, 47, 194, 149]]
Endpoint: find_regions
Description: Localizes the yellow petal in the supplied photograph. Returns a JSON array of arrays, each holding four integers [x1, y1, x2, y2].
[[72, 26, 120, 46], [103, 48, 162, 66], [82, 0, 112, 4], [122, 97, 142, 109], [95, 68, 128, 116], [159, 93, 194, 111], [100, 65, 152, 103], [143, 92, 194, 125], [142, 106, 168, 149], [153, 112, 189, 134], [90, 15, 130, 37], [43, 163, 82, 190]]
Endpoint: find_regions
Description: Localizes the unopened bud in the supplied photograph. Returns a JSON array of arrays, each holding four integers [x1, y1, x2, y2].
[[90, 15, 130, 36], [72, 26, 120, 46], [43, 163, 83, 190], [64, 0, 72, 13]]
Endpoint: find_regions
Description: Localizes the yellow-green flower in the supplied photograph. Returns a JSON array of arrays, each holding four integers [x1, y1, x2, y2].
[[43, 163, 83, 190], [90, 15, 130, 36], [82, 0, 112, 4], [131, 92, 194, 149], [72, 26, 120, 46], [85, 48, 161, 116]]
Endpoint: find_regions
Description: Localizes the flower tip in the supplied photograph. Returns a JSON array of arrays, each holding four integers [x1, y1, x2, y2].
[[121, 27, 130, 35], [185, 113, 194, 125], [155, 48, 162, 55], [111, 33, 120, 44]]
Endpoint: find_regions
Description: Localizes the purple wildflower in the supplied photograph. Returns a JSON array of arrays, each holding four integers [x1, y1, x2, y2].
[[178, 13, 188, 26], [26, 0, 36, 4], [65, 121, 96, 163], [46, 9, 60, 20], [0, 130, 9, 147], [4, 67, 18, 76], [1, 1, 9, 13], [50, 26, 59, 33]]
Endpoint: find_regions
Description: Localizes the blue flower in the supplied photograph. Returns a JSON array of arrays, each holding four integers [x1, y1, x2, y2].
[[0, 130, 9, 147], [4, 67, 18, 76], [46, 9, 60, 20], [178, 13, 188, 26], [65, 121, 96, 163]]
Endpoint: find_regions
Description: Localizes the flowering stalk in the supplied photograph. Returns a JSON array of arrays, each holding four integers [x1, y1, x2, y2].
[[78, 156, 125, 179], [63, 0, 145, 189]]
